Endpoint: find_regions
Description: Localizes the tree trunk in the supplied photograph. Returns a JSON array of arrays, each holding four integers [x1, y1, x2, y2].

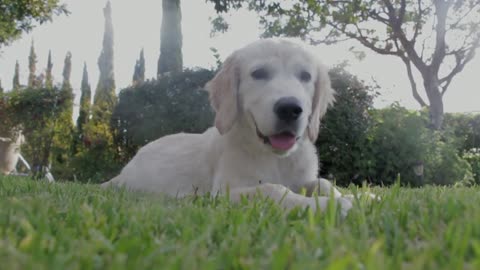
[[423, 77, 444, 130], [158, 0, 183, 77]]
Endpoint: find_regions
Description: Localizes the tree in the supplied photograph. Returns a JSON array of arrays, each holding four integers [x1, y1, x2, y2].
[[208, 0, 480, 129], [28, 41, 37, 88], [62, 52, 72, 89], [158, 0, 183, 77], [0, 0, 69, 49], [77, 62, 92, 137], [50, 51, 75, 179], [12, 61, 20, 90], [45, 50, 54, 88], [93, 1, 116, 123], [132, 49, 146, 86], [0, 79, 3, 93], [75, 1, 118, 182]]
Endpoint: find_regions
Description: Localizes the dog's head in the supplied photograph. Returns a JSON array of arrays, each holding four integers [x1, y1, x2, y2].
[[206, 38, 334, 155]]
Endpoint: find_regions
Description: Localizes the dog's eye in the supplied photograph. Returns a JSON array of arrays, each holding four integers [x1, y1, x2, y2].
[[299, 71, 311, 82], [251, 68, 269, 80]]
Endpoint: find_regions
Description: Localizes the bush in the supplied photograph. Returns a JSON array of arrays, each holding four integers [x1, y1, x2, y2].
[[443, 113, 480, 153], [316, 69, 475, 187], [366, 105, 473, 186], [463, 149, 480, 185], [316, 65, 377, 186], [112, 68, 215, 164], [0, 88, 73, 177]]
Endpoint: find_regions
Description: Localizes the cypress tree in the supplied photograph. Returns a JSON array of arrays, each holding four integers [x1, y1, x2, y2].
[[50, 51, 75, 179], [77, 62, 91, 135], [0, 79, 3, 93], [132, 48, 145, 86], [12, 61, 20, 90], [45, 50, 54, 88], [93, 1, 116, 123], [62, 52, 72, 90], [59, 51, 74, 127], [28, 41, 37, 88], [157, 0, 183, 77]]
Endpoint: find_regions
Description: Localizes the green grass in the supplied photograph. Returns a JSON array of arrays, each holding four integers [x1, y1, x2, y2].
[[1, 176, 480, 270]]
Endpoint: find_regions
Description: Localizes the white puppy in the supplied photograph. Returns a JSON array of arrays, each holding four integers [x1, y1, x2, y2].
[[102, 39, 354, 216]]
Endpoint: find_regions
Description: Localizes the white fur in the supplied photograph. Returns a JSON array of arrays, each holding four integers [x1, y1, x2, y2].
[[102, 39, 356, 216]]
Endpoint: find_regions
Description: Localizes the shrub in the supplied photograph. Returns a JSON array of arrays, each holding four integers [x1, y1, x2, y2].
[[367, 105, 473, 186], [111, 68, 215, 164], [316, 65, 377, 186], [463, 148, 480, 184], [443, 113, 480, 153], [70, 130, 120, 183], [0, 88, 73, 178]]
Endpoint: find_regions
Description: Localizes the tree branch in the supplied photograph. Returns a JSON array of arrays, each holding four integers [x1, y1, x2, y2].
[[447, 2, 480, 31], [398, 0, 407, 27], [401, 57, 428, 107], [411, 0, 423, 45], [328, 22, 402, 56], [430, 0, 451, 71], [369, 10, 390, 25], [382, 0, 428, 72], [440, 38, 480, 95]]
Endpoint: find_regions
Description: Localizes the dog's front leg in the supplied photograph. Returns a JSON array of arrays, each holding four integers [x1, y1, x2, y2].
[[292, 178, 343, 198], [228, 183, 352, 217], [296, 178, 380, 202]]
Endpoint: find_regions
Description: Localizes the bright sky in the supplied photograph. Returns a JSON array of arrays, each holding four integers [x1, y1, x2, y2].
[[0, 0, 479, 120]]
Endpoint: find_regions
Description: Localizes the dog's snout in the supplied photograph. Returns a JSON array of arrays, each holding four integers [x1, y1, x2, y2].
[[274, 97, 303, 122]]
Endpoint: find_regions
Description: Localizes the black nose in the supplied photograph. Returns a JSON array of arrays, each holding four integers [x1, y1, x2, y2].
[[274, 97, 303, 123]]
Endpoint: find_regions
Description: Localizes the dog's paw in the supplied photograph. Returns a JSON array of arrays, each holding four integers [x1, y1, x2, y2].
[[343, 192, 381, 202], [335, 197, 353, 218]]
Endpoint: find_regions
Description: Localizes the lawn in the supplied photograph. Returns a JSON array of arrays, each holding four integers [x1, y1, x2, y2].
[[1, 175, 480, 270]]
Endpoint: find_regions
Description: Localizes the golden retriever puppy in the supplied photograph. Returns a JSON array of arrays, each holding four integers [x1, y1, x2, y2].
[[102, 38, 354, 216]]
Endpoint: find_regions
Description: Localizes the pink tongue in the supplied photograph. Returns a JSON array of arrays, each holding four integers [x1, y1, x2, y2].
[[268, 133, 296, 150]]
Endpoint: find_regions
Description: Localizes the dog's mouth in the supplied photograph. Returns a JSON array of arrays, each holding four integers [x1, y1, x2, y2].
[[256, 126, 299, 151]]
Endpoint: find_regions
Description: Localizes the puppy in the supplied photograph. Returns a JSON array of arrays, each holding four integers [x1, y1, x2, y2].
[[102, 39, 354, 216]]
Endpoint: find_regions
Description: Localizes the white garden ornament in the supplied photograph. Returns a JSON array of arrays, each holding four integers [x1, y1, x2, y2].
[[0, 132, 24, 175]]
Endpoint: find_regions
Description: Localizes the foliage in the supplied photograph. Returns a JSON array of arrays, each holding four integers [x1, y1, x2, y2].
[[12, 61, 20, 90], [318, 93, 474, 186], [443, 113, 480, 184], [463, 149, 480, 185], [158, 0, 183, 77], [444, 113, 480, 153], [76, 63, 92, 140], [49, 52, 75, 180], [207, 0, 480, 129], [27, 41, 37, 88], [93, 1, 116, 125], [0, 0, 69, 48], [132, 49, 145, 86], [316, 64, 377, 185], [367, 105, 473, 186], [0, 87, 72, 177], [112, 68, 215, 163], [45, 50, 53, 88], [71, 120, 121, 183], [3, 176, 480, 269], [69, 99, 120, 183], [75, 1, 118, 183]]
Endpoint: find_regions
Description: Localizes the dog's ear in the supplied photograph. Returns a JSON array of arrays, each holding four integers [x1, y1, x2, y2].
[[205, 54, 239, 135], [307, 63, 335, 142]]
